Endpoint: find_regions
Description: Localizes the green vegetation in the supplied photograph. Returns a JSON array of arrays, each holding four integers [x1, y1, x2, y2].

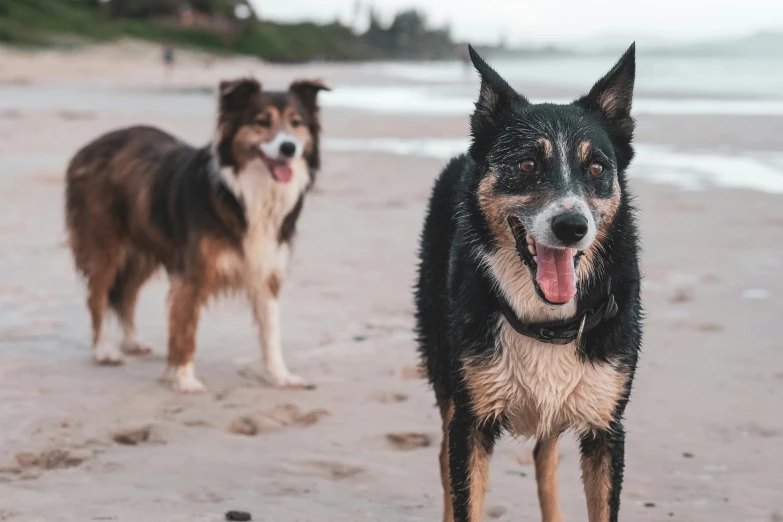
[[0, 0, 219, 48], [0, 0, 457, 62], [234, 21, 378, 62]]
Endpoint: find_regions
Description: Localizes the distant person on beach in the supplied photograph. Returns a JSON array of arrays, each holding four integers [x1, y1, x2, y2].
[[204, 54, 218, 69], [162, 42, 175, 77]]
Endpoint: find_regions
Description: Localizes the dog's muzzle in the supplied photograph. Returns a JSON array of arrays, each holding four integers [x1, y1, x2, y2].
[[259, 132, 303, 183]]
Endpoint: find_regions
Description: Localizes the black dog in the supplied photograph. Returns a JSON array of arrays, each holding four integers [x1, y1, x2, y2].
[[415, 44, 641, 522]]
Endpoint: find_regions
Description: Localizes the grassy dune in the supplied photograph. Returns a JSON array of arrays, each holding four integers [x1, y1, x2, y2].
[[0, 0, 379, 62]]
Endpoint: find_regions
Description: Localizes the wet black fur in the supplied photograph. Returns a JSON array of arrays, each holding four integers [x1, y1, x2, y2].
[[415, 44, 642, 522]]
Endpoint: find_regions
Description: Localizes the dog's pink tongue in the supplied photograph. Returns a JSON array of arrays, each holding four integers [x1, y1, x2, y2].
[[272, 164, 293, 183], [535, 245, 576, 304]]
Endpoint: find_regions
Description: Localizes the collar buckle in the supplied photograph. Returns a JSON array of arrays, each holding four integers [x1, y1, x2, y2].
[[604, 294, 618, 319]]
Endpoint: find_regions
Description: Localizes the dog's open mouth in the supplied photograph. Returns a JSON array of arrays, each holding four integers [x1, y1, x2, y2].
[[508, 216, 581, 305], [260, 155, 293, 183]]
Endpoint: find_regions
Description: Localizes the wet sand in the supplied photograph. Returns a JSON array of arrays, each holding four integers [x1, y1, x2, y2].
[[0, 43, 782, 522]]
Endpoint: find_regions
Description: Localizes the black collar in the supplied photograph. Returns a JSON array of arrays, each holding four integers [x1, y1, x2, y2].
[[496, 289, 618, 345]]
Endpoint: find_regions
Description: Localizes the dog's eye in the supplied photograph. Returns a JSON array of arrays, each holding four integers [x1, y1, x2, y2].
[[255, 118, 271, 128], [589, 162, 604, 176], [291, 118, 303, 128], [520, 159, 537, 173]]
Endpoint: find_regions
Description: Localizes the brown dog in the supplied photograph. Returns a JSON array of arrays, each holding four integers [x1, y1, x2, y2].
[[65, 78, 328, 392]]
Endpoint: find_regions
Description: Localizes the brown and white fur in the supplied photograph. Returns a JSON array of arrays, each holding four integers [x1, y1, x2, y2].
[[65, 78, 329, 393]]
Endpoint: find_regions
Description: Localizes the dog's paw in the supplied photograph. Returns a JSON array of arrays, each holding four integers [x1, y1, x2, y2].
[[270, 371, 314, 390], [120, 341, 153, 356], [162, 364, 207, 394], [172, 374, 206, 394], [239, 364, 314, 390], [93, 342, 124, 366]]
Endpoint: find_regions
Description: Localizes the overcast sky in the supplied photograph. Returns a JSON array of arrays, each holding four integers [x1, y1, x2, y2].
[[249, 0, 783, 46]]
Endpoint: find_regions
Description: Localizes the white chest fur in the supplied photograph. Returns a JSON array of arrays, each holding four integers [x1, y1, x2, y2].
[[465, 249, 627, 439], [465, 321, 626, 439], [216, 159, 308, 282]]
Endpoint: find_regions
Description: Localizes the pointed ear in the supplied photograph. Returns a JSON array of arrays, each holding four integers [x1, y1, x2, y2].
[[289, 79, 330, 117], [468, 45, 527, 161], [576, 43, 636, 139], [219, 78, 261, 113], [469, 44, 527, 123]]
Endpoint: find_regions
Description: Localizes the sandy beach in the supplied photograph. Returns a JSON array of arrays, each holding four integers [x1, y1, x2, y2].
[[0, 43, 781, 521]]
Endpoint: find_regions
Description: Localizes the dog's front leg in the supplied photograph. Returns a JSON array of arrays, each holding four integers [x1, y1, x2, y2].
[[165, 276, 207, 393], [448, 403, 496, 522], [535, 436, 564, 522], [247, 279, 307, 389], [580, 424, 625, 522]]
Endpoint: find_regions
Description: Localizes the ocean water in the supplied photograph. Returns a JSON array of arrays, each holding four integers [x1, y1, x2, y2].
[[2, 53, 780, 118], [320, 53, 783, 194], [369, 55, 783, 100], [321, 53, 783, 116], [3, 83, 781, 118], [2, 53, 781, 195], [320, 86, 783, 116], [323, 138, 783, 195]]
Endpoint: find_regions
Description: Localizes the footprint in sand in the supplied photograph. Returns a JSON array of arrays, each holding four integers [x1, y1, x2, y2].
[[0, 509, 19, 521], [399, 365, 426, 380], [182, 419, 213, 428], [386, 432, 431, 451], [16, 449, 86, 470], [113, 426, 151, 445], [270, 460, 365, 481], [304, 460, 365, 479], [1, 448, 88, 480], [112, 425, 164, 446], [373, 392, 409, 404], [228, 404, 330, 436]]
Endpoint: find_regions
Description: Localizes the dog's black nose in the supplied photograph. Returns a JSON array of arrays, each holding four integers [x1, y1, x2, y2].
[[279, 141, 296, 158], [552, 213, 588, 244]]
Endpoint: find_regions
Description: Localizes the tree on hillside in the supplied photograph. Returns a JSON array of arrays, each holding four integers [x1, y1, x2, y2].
[[102, 0, 256, 21], [361, 7, 453, 59]]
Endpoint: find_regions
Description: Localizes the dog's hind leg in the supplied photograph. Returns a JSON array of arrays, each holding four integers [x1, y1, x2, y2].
[[579, 424, 625, 522], [448, 401, 497, 522], [164, 275, 207, 393], [86, 248, 125, 365], [534, 437, 564, 522], [439, 401, 455, 522], [109, 251, 158, 355]]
